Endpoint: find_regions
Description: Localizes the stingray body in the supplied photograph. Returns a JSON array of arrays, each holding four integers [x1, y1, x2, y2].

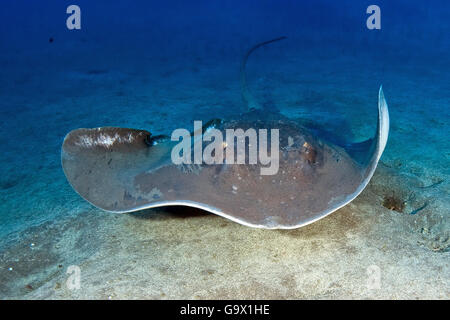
[[61, 38, 389, 229]]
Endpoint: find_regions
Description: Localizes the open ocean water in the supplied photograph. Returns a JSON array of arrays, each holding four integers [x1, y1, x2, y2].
[[0, 0, 448, 299]]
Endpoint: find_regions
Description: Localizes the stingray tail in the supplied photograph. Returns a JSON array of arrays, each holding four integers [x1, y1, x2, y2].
[[240, 36, 287, 111]]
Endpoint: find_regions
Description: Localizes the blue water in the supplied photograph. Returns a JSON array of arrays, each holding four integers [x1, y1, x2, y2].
[[0, 0, 448, 240]]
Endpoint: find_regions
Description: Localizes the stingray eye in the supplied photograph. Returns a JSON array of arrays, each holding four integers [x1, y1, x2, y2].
[[302, 142, 317, 164], [144, 134, 153, 146], [302, 142, 311, 151]]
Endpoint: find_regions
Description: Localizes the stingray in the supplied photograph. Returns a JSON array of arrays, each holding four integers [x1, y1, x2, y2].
[[61, 37, 389, 229]]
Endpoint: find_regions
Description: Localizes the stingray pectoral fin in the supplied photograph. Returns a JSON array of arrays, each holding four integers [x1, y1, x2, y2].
[[61, 127, 173, 212], [346, 86, 389, 199], [291, 86, 390, 228], [336, 87, 389, 167], [377, 86, 390, 157], [362, 86, 389, 178]]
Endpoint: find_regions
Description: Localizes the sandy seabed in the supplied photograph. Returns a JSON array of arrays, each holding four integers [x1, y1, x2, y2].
[[0, 163, 448, 299]]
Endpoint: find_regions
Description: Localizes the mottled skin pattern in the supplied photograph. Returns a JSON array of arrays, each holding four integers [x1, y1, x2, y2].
[[62, 119, 364, 228]]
